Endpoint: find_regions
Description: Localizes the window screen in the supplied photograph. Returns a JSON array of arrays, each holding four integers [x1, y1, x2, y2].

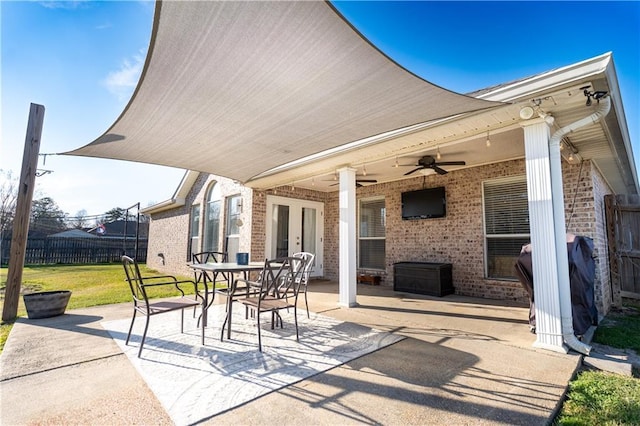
[[359, 198, 385, 270], [483, 177, 530, 279]]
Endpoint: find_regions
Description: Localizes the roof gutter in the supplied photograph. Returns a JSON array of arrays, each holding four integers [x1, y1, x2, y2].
[[549, 93, 611, 356]]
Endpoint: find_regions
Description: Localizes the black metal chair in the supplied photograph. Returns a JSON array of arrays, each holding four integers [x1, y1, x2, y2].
[[290, 252, 315, 318], [233, 257, 305, 352], [122, 255, 202, 357], [191, 251, 228, 318], [192, 251, 229, 285]]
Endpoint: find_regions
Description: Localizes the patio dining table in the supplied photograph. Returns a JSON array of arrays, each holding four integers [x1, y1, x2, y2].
[[188, 261, 267, 344]]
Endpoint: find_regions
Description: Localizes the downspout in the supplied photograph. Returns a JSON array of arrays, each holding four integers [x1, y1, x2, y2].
[[549, 93, 611, 355]]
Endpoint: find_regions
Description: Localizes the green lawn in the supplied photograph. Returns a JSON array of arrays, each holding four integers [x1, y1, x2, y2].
[[554, 303, 640, 425], [0, 263, 195, 350]]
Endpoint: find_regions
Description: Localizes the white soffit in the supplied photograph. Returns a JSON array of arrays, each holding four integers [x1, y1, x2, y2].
[[66, 1, 500, 184]]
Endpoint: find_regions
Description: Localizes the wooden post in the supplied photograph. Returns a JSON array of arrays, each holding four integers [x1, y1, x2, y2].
[[2, 104, 45, 322]]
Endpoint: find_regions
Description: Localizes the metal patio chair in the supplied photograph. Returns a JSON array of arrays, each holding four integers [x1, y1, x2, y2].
[[291, 251, 315, 318], [122, 255, 202, 358], [233, 257, 305, 352]]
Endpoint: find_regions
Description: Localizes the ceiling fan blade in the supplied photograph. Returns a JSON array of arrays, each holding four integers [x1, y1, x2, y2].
[[436, 161, 466, 166], [404, 167, 423, 176], [330, 179, 377, 186], [433, 165, 448, 175]]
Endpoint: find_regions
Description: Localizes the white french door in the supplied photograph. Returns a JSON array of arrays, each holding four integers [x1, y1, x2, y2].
[[265, 195, 323, 277]]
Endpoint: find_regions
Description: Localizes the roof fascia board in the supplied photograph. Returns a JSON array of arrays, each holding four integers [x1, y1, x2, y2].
[[602, 57, 639, 191], [477, 53, 612, 102]]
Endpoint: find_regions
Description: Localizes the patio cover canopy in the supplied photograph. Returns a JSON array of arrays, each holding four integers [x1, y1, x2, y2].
[[67, 1, 500, 184]]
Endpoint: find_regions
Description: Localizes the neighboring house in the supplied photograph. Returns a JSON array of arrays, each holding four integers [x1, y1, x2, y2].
[[143, 53, 638, 334], [48, 229, 99, 239], [87, 220, 149, 240]]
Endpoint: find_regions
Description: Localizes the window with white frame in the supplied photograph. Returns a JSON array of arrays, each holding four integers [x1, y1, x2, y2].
[[188, 204, 200, 260], [483, 176, 530, 279], [203, 182, 221, 252], [225, 195, 242, 260], [359, 197, 386, 270]]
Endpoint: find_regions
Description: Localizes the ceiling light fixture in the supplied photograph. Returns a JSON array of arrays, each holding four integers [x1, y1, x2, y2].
[[394, 156, 399, 168], [519, 105, 535, 120], [486, 131, 491, 148], [436, 146, 441, 160], [362, 164, 367, 176], [311, 177, 315, 186]]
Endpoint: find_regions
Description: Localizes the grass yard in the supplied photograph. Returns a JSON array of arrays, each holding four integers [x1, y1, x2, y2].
[[554, 302, 640, 425], [0, 263, 195, 350]]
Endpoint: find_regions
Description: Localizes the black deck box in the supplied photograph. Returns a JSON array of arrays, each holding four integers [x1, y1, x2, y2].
[[393, 262, 454, 297]]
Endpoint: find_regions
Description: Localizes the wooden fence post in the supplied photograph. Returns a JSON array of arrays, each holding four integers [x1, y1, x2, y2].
[[2, 104, 45, 322]]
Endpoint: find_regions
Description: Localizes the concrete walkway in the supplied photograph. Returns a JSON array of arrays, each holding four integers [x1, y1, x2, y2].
[[1, 282, 583, 425]]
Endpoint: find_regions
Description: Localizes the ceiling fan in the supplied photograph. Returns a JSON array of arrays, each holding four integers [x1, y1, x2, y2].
[[329, 178, 378, 188], [403, 155, 466, 176]]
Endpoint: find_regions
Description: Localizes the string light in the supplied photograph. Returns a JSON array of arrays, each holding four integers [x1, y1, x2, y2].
[[568, 152, 574, 162]]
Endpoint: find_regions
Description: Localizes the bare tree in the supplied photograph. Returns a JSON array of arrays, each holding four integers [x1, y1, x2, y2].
[[69, 209, 89, 229], [0, 169, 18, 236]]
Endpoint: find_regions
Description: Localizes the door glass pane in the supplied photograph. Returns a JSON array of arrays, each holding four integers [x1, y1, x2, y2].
[[301, 207, 316, 254], [271, 204, 289, 258]]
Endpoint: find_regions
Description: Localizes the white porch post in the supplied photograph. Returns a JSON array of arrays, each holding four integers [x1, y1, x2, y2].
[[338, 166, 358, 307], [522, 119, 567, 353]]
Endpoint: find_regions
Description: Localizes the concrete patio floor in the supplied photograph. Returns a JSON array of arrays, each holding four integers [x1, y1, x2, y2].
[[0, 282, 582, 425]]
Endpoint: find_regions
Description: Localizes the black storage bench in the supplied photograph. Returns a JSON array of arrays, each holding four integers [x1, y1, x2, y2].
[[393, 262, 454, 297]]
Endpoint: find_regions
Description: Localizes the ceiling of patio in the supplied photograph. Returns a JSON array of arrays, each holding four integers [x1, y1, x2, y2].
[[65, 1, 502, 186]]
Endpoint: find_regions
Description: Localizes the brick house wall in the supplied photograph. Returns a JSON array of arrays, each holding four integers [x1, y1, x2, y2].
[[146, 173, 254, 277], [146, 158, 613, 313], [323, 158, 611, 310]]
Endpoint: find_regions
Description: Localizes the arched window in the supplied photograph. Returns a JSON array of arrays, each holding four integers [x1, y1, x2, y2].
[[203, 182, 221, 252]]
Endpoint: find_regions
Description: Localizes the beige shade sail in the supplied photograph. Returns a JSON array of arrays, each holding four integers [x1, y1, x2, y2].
[[66, 1, 501, 184]]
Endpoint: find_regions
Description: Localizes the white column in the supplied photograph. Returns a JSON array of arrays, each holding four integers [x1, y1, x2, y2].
[[338, 166, 357, 307], [522, 119, 567, 353]]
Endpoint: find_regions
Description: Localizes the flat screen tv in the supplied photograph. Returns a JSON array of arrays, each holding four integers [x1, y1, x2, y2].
[[401, 187, 446, 220]]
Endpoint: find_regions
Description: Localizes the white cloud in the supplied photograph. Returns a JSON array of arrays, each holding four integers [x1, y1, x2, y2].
[[39, 1, 89, 10], [103, 51, 145, 102]]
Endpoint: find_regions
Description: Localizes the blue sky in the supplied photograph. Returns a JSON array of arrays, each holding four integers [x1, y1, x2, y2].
[[2, 1, 639, 219]]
